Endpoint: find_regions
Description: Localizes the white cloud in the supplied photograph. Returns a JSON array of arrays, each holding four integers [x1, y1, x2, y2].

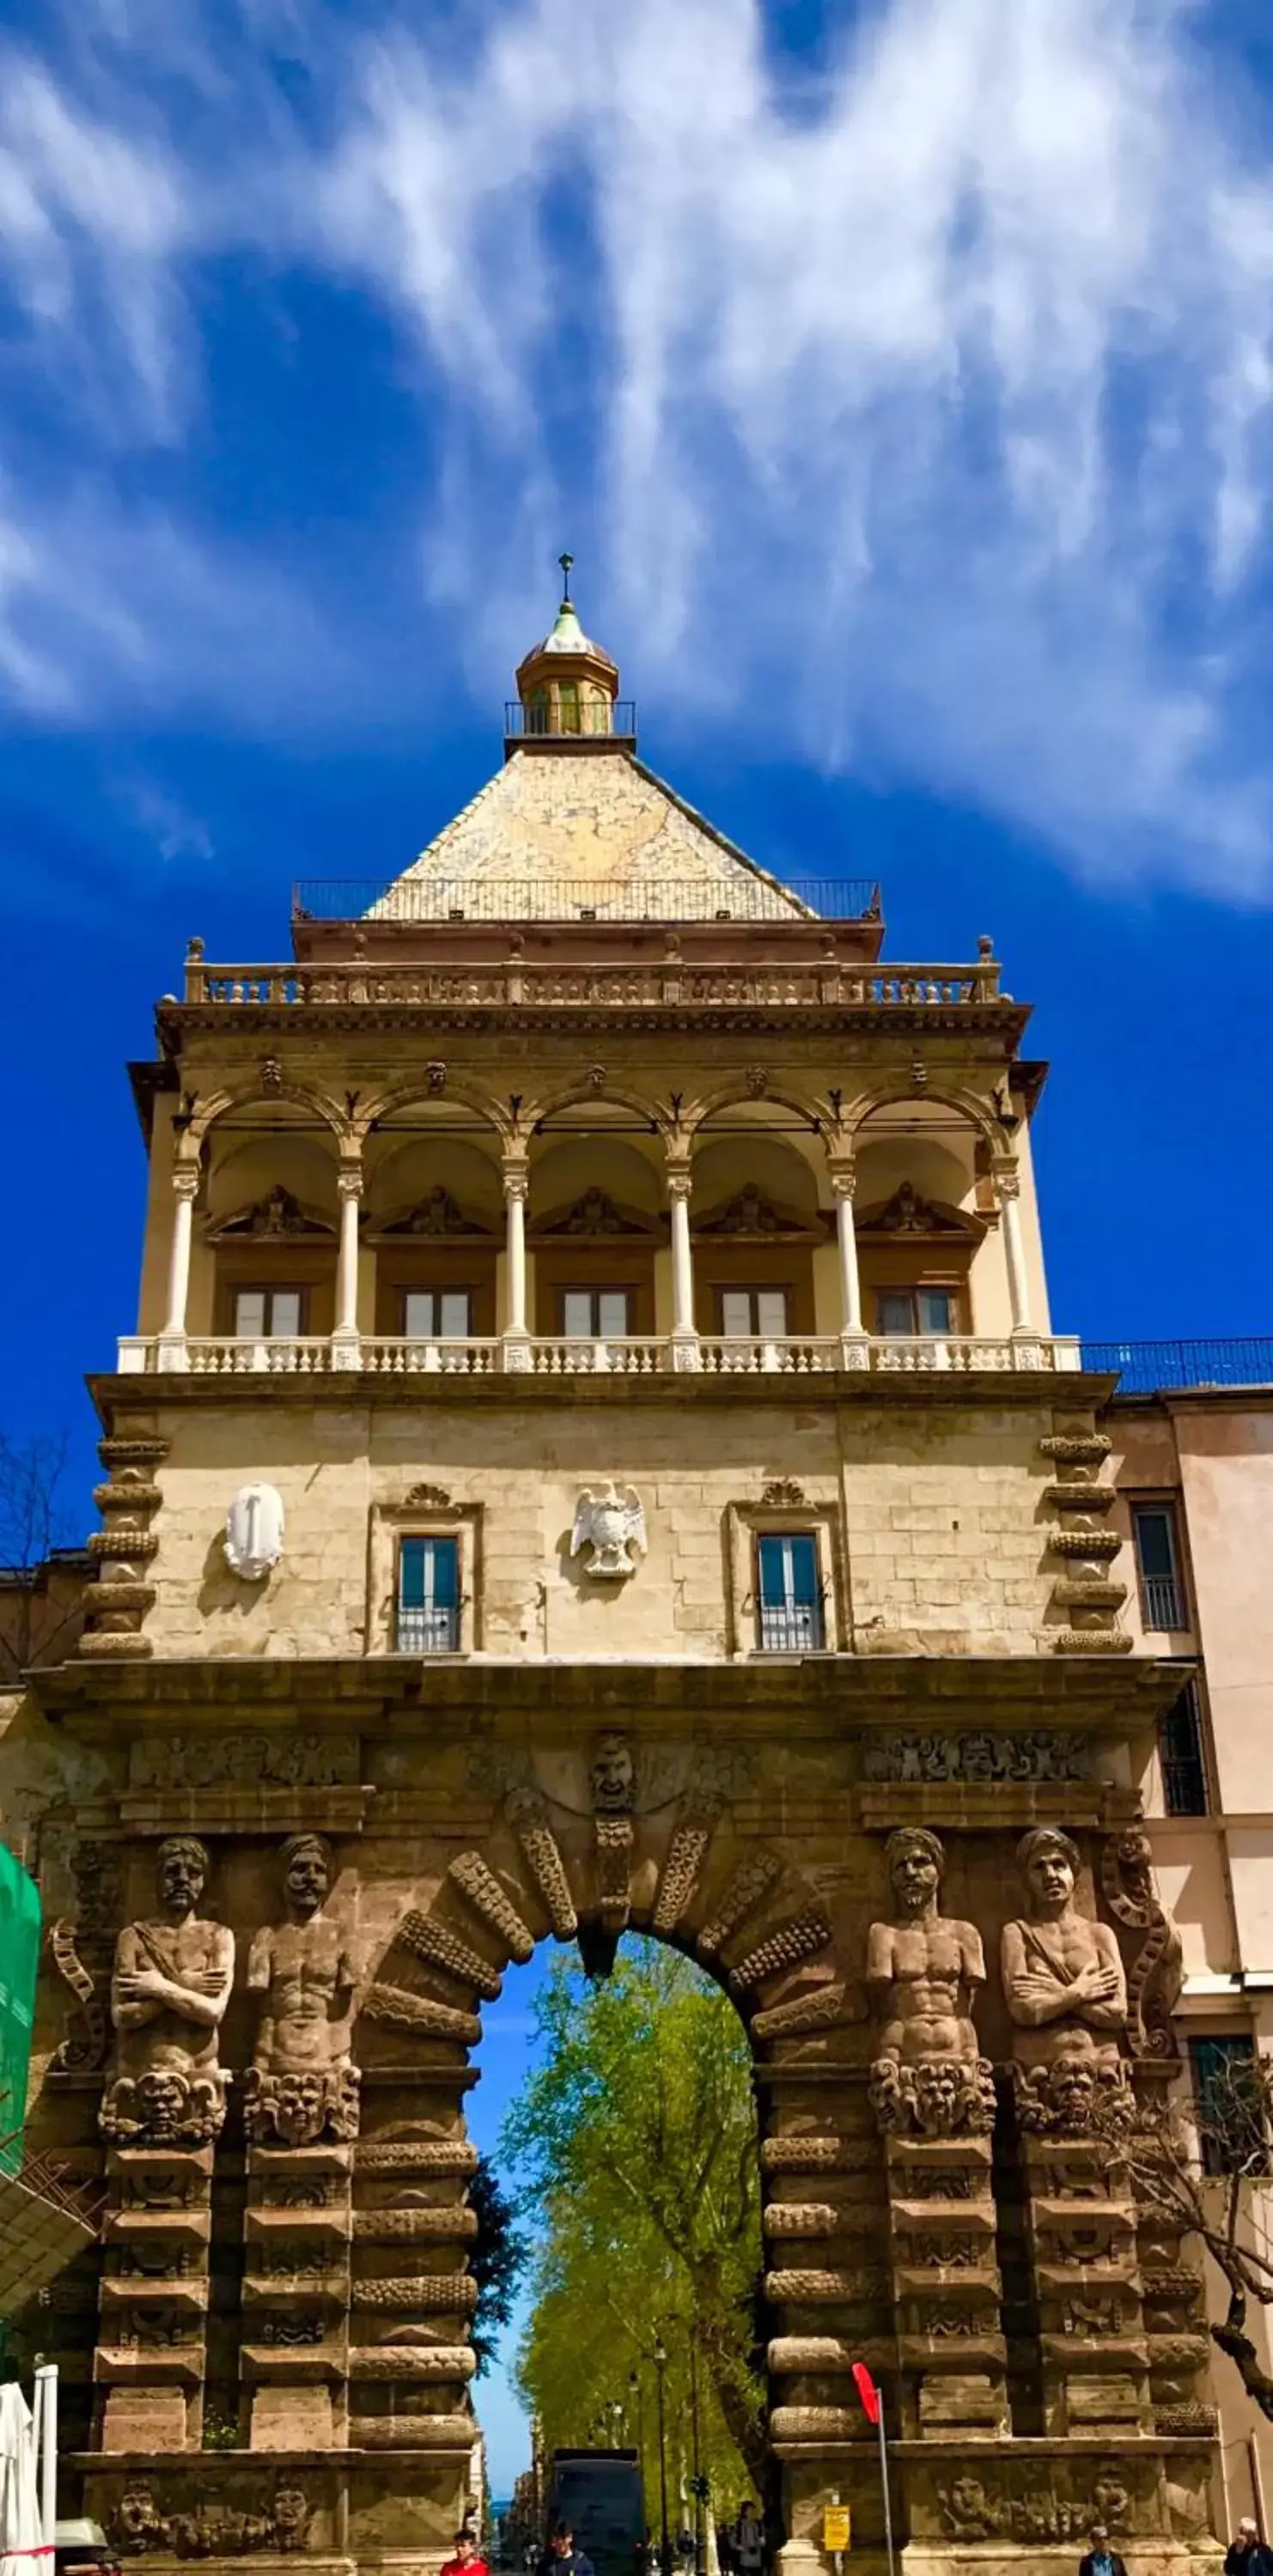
[[3, 0, 1273, 890]]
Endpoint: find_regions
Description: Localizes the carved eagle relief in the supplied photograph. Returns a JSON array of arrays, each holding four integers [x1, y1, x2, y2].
[[570, 1482, 647, 1579]]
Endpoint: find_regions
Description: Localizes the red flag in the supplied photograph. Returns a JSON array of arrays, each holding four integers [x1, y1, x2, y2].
[[851, 2362, 880, 2426]]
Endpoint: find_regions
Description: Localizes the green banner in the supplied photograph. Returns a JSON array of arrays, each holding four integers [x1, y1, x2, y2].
[[0, 1842, 41, 2176]]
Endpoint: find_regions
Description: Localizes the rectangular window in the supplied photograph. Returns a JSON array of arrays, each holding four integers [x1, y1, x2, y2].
[[1188, 2035, 1267, 2177], [877, 1288, 955, 1336], [561, 1288, 631, 1339], [721, 1288, 790, 1338], [1132, 1504, 1185, 1630], [397, 1536, 460, 1655], [234, 1286, 303, 1338], [756, 1531, 824, 1652], [402, 1289, 472, 1340], [1159, 1674, 1209, 1816]]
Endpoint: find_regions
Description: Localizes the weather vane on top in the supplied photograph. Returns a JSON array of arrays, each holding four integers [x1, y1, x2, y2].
[[558, 551, 574, 603]]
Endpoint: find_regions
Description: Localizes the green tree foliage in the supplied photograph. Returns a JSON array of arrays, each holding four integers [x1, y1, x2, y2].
[[500, 1940, 767, 2513], [469, 2153, 530, 2376]]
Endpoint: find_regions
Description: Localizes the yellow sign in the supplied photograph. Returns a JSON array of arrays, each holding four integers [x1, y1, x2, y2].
[[823, 2507, 851, 2554]]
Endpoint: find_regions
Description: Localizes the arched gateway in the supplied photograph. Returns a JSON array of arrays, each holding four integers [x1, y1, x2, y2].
[[12, 590, 1215, 2576]]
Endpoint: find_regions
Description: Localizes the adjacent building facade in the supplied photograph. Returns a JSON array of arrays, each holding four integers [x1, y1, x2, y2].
[[3, 587, 1270, 2573]]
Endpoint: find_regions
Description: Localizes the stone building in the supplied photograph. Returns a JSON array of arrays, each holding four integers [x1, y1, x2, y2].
[[0, 585, 1241, 2574]]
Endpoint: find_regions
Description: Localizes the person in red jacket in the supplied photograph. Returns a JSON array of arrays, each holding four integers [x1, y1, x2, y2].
[[440, 2531, 489, 2576]]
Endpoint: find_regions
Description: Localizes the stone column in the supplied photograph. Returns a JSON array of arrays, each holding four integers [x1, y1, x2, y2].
[[667, 1167, 700, 1370], [332, 1166, 362, 1368], [157, 1169, 199, 1370], [994, 1162, 1035, 1341], [501, 1167, 532, 1370], [829, 1165, 868, 1367]]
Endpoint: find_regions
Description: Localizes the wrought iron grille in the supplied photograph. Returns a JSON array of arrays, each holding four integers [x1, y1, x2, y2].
[[1159, 1676, 1209, 1817]]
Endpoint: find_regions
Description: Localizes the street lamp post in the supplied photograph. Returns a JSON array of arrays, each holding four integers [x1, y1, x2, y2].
[[629, 2369, 646, 2530], [688, 2330, 704, 2576], [653, 2336, 671, 2576]]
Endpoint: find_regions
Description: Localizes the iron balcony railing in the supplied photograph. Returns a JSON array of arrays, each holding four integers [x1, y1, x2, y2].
[[504, 699, 637, 740], [396, 1602, 460, 1656], [1140, 1573, 1185, 1631], [1081, 1337, 1273, 1393], [293, 874, 882, 924], [757, 1600, 825, 1653]]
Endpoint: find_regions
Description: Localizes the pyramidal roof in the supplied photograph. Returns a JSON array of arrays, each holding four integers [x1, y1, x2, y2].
[[369, 579, 815, 926], [370, 752, 814, 924]]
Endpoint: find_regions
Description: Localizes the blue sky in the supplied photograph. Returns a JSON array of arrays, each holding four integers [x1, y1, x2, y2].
[[3, 0, 1273, 2486]]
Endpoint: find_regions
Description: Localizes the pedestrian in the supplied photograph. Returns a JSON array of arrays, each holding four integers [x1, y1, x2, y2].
[[1225, 2518, 1273, 2576], [732, 2504, 763, 2576], [441, 2534, 490, 2576], [1078, 2526, 1127, 2576], [536, 2526, 594, 2576]]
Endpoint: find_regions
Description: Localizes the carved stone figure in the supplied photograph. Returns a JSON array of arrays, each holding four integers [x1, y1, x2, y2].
[[591, 1732, 636, 1814], [570, 1484, 646, 1578], [1002, 1828, 1129, 2130], [100, 1838, 234, 2147], [224, 1483, 285, 1583], [866, 1827, 995, 2135], [1100, 1826, 1184, 2059], [244, 1835, 359, 2147], [112, 2485, 311, 2559]]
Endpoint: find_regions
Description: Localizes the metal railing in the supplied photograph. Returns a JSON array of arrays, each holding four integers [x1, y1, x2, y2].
[[758, 1601, 825, 1653], [1160, 1676, 1209, 1817], [293, 874, 881, 924], [1081, 1337, 1273, 1392], [1140, 1572, 1185, 1631], [396, 1603, 460, 1655], [504, 699, 637, 740]]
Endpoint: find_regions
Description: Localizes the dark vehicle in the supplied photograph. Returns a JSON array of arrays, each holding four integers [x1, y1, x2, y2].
[[547, 2451, 645, 2576]]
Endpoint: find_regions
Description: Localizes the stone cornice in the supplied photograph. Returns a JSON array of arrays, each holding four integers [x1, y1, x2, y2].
[[86, 1367, 1119, 1425], [161, 999, 1031, 1045], [31, 1646, 1185, 1732]]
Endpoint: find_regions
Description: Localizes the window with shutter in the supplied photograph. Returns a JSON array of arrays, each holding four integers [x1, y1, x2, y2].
[[756, 1532, 823, 1651], [398, 1536, 461, 1654]]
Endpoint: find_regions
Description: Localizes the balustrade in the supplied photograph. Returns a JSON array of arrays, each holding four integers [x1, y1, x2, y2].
[[182, 955, 1005, 1012], [116, 1331, 1083, 1377]]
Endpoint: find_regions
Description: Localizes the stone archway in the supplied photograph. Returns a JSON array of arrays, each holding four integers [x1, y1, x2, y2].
[[40, 1671, 1218, 2576], [347, 1727, 853, 2536]]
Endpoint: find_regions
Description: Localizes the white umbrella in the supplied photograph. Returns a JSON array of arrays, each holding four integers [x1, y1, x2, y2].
[[0, 2381, 50, 2576]]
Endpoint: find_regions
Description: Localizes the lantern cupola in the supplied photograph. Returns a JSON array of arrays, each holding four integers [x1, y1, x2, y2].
[[511, 555, 629, 744]]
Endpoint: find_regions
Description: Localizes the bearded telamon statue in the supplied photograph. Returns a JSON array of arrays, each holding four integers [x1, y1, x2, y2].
[[865, 1826, 995, 2136], [100, 1838, 234, 2147], [244, 1833, 360, 2148]]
